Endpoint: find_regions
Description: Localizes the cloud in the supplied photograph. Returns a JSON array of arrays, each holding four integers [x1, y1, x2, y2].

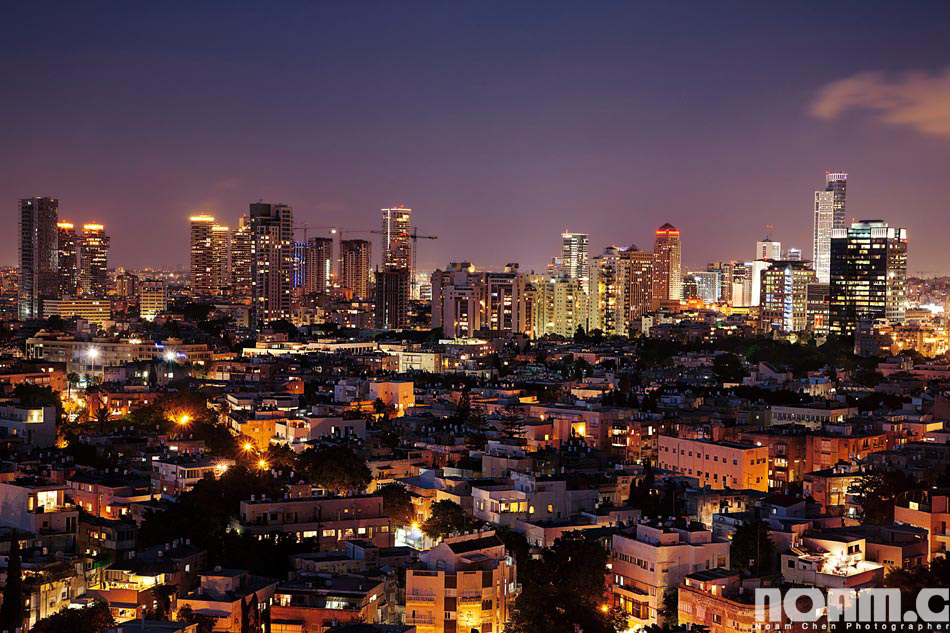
[[809, 67, 950, 139]]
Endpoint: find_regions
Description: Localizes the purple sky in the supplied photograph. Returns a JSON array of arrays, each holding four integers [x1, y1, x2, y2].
[[4, 1, 950, 275]]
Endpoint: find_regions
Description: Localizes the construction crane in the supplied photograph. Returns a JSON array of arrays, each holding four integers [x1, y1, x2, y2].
[[369, 227, 438, 294]]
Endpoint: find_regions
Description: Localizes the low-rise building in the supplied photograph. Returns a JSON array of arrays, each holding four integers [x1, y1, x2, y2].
[[657, 436, 768, 492]]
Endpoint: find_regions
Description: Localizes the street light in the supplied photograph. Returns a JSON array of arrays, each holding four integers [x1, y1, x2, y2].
[[257, 459, 268, 470], [86, 347, 100, 380], [242, 441, 254, 452], [177, 414, 190, 427]]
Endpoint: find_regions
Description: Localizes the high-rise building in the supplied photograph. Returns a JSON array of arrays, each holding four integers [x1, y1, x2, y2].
[[707, 261, 736, 305], [190, 215, 216, 295], [813, 172, 847, 284], [692, 270, 721, 304], [785, 247, 802, 262], [374, 267, 410, 330], [432, 263, 533, 338], [340, 239, 372, 300], [806, 282, 830, 334], [758, 260, 817, 333], [18, 197, 59, 320], [79, 223, 110, 297], [211, 223, 230, 293], [621, 246, 654, 320], [249, 202, 294, 325], [829, 220, 907, 337], [560, 232, 590, 289], [115, 270, 139, 300], [140, 279, 167, 321], [381, 206, 412, 272], [190, 215, 229, 296], [303, 237, 333, 295], [230, 216, 253, 300], [532, 274, 589, 338], [652, 223, 681, 307], [590, 246, 628, 336], [57, 221, 79, 298], [755, 236, 782, 261]]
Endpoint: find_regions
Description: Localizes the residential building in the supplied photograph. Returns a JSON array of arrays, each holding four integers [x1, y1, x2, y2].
[[657, 436, 769, 492], [609, 519, 730, 627], [757, 261, 816, 333], [405, 530, 516, 633], [140, 279, 168, 321], [57, 220, 79, 297], [79, 223, 110, 297], [375, 268, 410, 330], [18, 196, 60, 319], [249, 202, 295, 324], [340, 239, 372, 299]]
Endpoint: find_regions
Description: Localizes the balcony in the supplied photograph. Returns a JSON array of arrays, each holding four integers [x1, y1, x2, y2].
[[406, 593, 436, 604], [406, 615, 435, 626], [459, 591, 483, 603]]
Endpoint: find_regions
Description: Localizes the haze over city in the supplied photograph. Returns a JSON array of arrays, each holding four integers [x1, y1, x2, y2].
[[3, 1, 950, 274]]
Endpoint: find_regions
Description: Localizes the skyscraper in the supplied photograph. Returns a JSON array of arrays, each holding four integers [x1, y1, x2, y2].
[[230, 216, 253, 300], [249, 202, 294, 324], [589, 246, 628, 336], [758, 260, 816, 333], [829, 220, 907, 337], [381, 206, 412, 272], [375, 267, 410, 330], [79, 223, 110, 297], [651, 223, 681, 307], [190, 215, 216, 295], [813, 171, 847, 284], [560, 232, 590, 288], [340, 239, 372, 300], [190, 215, 229, 296], [304, 237, 333, 295], [18, 197, 59, 320], [57, 221, 79, 297], [211, 223, 230, 293], [621, 246, 654, 320]]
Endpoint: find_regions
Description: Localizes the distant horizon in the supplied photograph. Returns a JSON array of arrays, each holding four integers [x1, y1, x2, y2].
[[4, 2, 950, 275]]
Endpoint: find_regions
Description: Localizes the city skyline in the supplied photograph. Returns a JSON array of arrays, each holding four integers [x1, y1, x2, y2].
[[3, 2, 950, 275]]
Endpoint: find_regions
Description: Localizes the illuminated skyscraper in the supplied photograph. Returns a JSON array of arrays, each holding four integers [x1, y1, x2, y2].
[[230, 216, 253, 299], [621, 246, 654, 320], [249, 202, 294, 325], [79, 223, 110, 297], [590, 246, 628, 336], [561, 232, 590, 288], [340, 239, 372, 300], [57, 221, 79, 297], [190, 215, 229, 296], [829, 220, 907, 337], [190, 215, 216, 295], [813, 171, 847, 284], [758, 260, 816, 333], [18, 197, 59, 320], [652, 223, 681, 307], [304, 237, 333, 295], [381, 206, 412, 272]]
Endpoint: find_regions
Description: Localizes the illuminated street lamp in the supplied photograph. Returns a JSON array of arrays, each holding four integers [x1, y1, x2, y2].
[[257, 458, 268, 470], [86, 346, 100, 380], [177, 414, 190, 426]]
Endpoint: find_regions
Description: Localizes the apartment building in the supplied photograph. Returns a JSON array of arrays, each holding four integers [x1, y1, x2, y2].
[[894, 488, 950, 561], [405, 530, 516, 633], [0, 403, 57, 449], [177, 569, 278, 633], [780, 532, 884, 588], [471, 472, 599, 528], [678, 569, 765, 633], [238, 493, 393, 550], [657, 436, 769, 492], [608, 519, 730, 627], [0, 479, 79, 554], [804, 430, 888, 473], [66, 473, 154, 520]]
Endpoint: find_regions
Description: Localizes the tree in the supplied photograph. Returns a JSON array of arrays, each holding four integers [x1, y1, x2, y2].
[[712, 353, 746, 383], [422, 500, 477, 540], [499, 404, 526, 442], [506, 532, 624, 633], [730, 519, 775, 575], [144, 584, 178, 621], [850, 468, 917, 525], [0, 531, 23, 633], [66, 372, 81, 398], [93, 405, 111, 433], [379, 483, 414, 526], [177, 605, 217, 633], [296, 445, 371, 495], [31, 602, 114, 633]]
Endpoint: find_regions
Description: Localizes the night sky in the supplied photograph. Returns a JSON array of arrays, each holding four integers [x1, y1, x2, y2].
[[4, 1, 950, 275]]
